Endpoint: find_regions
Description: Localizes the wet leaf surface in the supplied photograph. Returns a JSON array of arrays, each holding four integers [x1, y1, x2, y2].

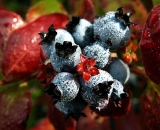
[[0, 10, 25, 52], [1, 13, 68, 83], [142, 82, 160, 130], [140, 5, 160, 84], [0, 86, 31, 130]]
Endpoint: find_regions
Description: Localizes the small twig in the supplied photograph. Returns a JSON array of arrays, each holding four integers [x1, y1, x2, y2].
[[129, 65, 149, 80], [0, 73, 38, 86]]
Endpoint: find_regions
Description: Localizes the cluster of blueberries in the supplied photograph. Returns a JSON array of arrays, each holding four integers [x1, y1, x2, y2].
[[38, 7, 134, 121]]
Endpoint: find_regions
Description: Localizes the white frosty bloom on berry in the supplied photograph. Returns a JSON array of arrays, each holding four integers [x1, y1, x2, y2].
[[54, 29, 75, 45], [55, 94, 88, 121], [80, 70, 113, 105], [93, 11, 130, 50], [50, 29, 82, 73], [52, 72, 80, 101], [83, 40, 110, 69], [67, 17, 94, 48]]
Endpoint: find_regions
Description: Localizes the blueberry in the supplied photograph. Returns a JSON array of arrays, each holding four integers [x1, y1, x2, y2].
[[110, 79, 129, 107], [83, 40, 110, 69], [45, 72, 80, 102], [39, 24, 57, 57], [67, 16, 94, 48], [80, 70, 114, 110], [50, 29, 82, 73], [55, 94, 88, 121], [93, 8, 132, 50], [106, 58, 130, 84]]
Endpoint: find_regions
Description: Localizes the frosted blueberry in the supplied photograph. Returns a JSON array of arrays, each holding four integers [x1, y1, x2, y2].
[[67, 16, 94, 48], [93, 8, 132, 50]]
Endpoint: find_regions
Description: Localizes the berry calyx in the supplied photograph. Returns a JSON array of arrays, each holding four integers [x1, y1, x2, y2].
[[76, 54, 99, 82], [115, 7, 136, 27], [55, 41, 77, 58], [44, 83, 61, 104], [92, 81, 114, 98], [66, 16, 80, 33], [39, 24, 57, 45]]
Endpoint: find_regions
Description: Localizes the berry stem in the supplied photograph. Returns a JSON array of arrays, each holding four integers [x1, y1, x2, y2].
[[129, 65, 149, 80], [0, 73, 37, 86]]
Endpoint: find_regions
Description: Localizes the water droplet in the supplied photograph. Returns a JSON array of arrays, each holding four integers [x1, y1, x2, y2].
[[148, 13, 159, 28], [143, 29, 151, 39]]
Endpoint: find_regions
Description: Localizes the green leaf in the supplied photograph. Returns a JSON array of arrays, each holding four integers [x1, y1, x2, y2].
[[26, 0, 67, 22], [152, 0, 160, 6]]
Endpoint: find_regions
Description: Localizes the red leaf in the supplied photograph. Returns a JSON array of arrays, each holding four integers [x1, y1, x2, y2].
[[77, 106, 111, 130], [1, 13, 69, 83], [142, 83, 160, 130], [140, 5, 160, 84], [0, 10, 26, 52], [0, 87, 32, 130], [31, 118, 55, 130], [78, 0, 95, 22]]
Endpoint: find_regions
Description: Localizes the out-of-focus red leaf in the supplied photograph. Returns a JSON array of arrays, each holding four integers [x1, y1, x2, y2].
[[140, 0, 153, 12], [142, 82, 160, 130], [68, 0, 95, 22], [0, 2, 8, 10], [31, 118, 55, 130], [114, 107, 150, 130], [0, 87, 32, 130], [76, 106, 111, 130], [68, 0, 82, 16], [0, 10, 26, 52], [77, 105, 149, 130], [78, 0, 95, 22], [1, 13, 69, 83], [26, 0, 67, 23], [47, 96, 76, 130], [140, 5, 160, 84]]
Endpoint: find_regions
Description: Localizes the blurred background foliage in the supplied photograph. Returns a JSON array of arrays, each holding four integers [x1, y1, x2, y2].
[[0, 0, 160, 130], [0, 0, 154, 19]]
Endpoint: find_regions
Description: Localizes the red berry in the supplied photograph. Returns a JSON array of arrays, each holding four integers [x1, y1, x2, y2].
[[1, 13, 68, 83], [0, 10, 26, 52], [140, 5, 160, 84]]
